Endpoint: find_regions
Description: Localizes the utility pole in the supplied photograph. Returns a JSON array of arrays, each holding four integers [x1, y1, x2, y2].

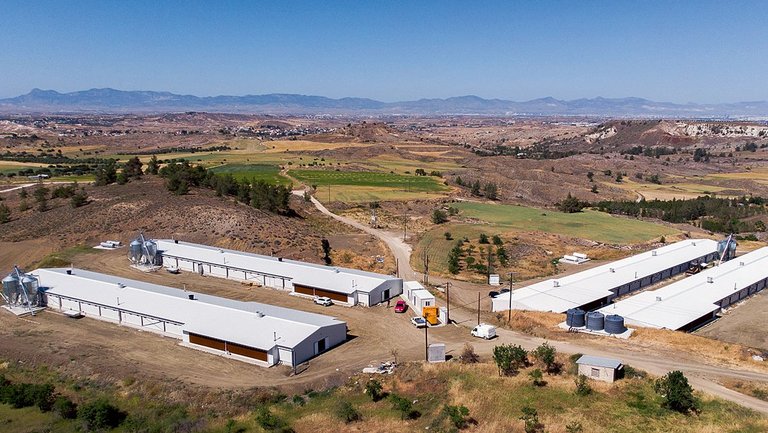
[[424, 322, 429, 361], [403, 209, 408, 241], [477, 292, 481, 326], [445, 282, 451, 324], [328, 184, 331, 203], [508, 272, 514, 323]]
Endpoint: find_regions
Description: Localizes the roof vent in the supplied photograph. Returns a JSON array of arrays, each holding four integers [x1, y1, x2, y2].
[[256, 311, 265, 318], [652, 250, 657, 256], [66, 270, 72, 275], [335, 268, 340, 273], [278, 257, 283, 262], [707, 276, 714, 283], [692, 242, 696, 246], [656, 296, 662, 302], [553, 280, 560, 287], [739, 261, 745, 266], [117, 283, 125, 288], [609, 267, 615, 273]]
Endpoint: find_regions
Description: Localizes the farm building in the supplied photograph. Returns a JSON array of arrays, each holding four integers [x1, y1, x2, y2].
[[492, 239, 719, 313], [155, 240, 402, 307], [36, 268, 347, 367], [576, 355, 623, 383], [598, 246, 768, 331]]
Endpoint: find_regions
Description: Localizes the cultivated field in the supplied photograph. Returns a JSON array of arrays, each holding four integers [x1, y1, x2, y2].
[[290, 169, 451, 202], [209, 163, 290, 184]]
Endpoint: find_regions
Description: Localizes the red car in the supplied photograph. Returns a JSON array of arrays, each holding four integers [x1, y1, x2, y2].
[[394, 299, 408, 313]]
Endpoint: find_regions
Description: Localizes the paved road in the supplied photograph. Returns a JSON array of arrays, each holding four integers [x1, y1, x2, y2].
[[300, 191, 768, 414]]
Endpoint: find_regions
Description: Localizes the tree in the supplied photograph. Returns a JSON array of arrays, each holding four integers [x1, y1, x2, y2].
[[444, 232, 452, 240], [455, 176, 464, 186], [116, 172, 128, 185], [492, 344, 528, 376], [591, 184, 599, 194], [520, 406, 544, 433], [321, 239, 332, 265], [483, 182, 498, 200], [532, 342, 558, 374], [654, 370, 699, 413], [431, 209, 448, 224], [335, 401, 361, 423], [443, 405, 470, 429], [558, 193, 586, 213], [70, 189, 89, 208], [0, 203, 9, 224], [479, 233, 489, 244], [470, 180, 481, 196], [492, 235, 503, 246], [146, 155, 160, 175], [365, 379, 385, 402], [123, 156, 143, 178], [586, 171, 594, 182], [53, 396, 78, 419], [615, 172, 623, 183], [389, 394, 419, 420], [94, 160, 118, 186]]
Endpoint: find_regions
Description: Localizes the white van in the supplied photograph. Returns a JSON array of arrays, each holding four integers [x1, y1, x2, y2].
[[471, 323, 497, 339]]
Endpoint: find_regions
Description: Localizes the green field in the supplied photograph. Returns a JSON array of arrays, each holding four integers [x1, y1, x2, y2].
[[209, 163, 290, 185], [289, 169, 450, 202], [452, 201, 676, 244]]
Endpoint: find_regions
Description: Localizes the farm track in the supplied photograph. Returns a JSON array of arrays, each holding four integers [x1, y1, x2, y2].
[[303, 191, 768, 414]]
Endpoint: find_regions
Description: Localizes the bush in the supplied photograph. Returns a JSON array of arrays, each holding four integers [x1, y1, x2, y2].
[[0, 203, 9, 223], [389, 393, 420, 420], [335, 401, 361, 423], [0, 382, 55, 412], [654, 370, 699, 414], [520, 406, 544, 433], [532, 342, 559, 374], [444, 232, 452, 240], [70, 189, 89, 208], [623, 365, 648, 379], [529, 369, 546, 387], [78, 398, 126, 431], [53, 396, 78, 419], [478, 233, 489, 244], [365, 379, 385, 402], [432, 209, 448, 224], [291, 395, 305, 406], [443, 404, 470, 429], [460, 343, 479, 364], [574, 375, 592, 396], [492, 344, 528, 376], [255, 406, 294, 432]]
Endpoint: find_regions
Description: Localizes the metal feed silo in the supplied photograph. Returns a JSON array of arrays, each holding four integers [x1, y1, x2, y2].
[[566, 308, 586, 327], [21, 275, 39, 305], [129, 240, 142, 263], [144, 240, 157, 263], [2, 274, 19, 303], [604, 315, 626, 334], [586, 311, 605, 331]]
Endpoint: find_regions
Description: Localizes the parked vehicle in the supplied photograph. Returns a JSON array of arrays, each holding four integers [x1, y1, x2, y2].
[[314, 296, 333, 306], [471, 323, 497, 339], [411, 316, 427, 328], [488, 291, 499, 298], [500, 288, 511, 294], [394, 299, 408, 313]]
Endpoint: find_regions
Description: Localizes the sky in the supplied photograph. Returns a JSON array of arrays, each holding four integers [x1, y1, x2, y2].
[[0, 0, 766, 103]]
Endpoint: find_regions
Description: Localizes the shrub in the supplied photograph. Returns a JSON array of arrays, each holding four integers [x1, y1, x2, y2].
[[0, 382, 55, 412], [492, 234, 503, 245], [566, 421, 584, 432], [0, 203, 9, 223], [432, 209, 448, 224], [623, 365, 648, 379], [529, 369, 546, 387], [492, 344, 528, 376], [443, 404, 470, 429], [53, 396, 78, 419], [78, 398, 126, 431], [365, 379, 385, 402], [479, 233, 489, 244], [335, 401, 361, 423], [389, 394, 420, 420], [532, 342, 559, 374], [520, 406, 544, 433], [654, 370, 699, 414], [574, 375, 592, 396], [291, 395, 305, 406], [255, 406, 294, 432], [460, 343, 479, 364], [70, 189, 89, 208]]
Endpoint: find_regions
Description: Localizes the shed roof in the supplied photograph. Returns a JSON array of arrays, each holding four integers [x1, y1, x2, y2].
[[156, 239, 401, 295], [35, 268, 345, 350], [492, 239, 718, 313], [597, 247, 768, 330], [576, 355, 623, 369]]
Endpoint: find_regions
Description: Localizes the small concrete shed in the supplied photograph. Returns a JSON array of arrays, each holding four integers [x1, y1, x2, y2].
[[576, 355, 623, 383]]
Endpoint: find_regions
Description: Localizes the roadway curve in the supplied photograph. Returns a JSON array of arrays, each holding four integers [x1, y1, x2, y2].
[[298, 190, 768, 414]]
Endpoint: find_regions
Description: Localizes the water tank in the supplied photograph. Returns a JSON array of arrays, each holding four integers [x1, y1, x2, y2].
[[21, 275, 39, 302], [144, 240, 157, 260], [129, 240, 142, 262], [586, 311, 605, 331], [566, 308, 586, 327], [605, 314, 626, 334]]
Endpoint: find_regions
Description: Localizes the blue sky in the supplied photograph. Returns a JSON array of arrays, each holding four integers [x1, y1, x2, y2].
[[1, 0, 765, 102]]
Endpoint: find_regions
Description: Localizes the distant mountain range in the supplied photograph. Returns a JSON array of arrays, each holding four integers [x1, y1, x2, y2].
[[1, 88, 768, 118]]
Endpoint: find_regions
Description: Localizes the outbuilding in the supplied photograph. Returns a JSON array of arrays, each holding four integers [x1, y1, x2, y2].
[[576, 355, 623, 383], [155, 240, 402, 307], [37, 268, 347, 367]]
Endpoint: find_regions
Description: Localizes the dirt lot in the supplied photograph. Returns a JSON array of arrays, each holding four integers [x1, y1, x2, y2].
[[695, 289, 768, 352]]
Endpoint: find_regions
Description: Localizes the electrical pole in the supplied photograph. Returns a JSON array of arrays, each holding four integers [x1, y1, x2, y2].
[[445, 282, 451, 324], [328, 184, 331, 203], [424, 322, 429, 361], [403, 209, 407, 241], [508, 272, 514, 323], [477, 292, 481, 326]]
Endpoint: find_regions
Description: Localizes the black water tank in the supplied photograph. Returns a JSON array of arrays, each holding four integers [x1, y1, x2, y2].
[[566, 308, 586, 327], [586, 311, 605, 331], [604, 314, 626, 334]]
